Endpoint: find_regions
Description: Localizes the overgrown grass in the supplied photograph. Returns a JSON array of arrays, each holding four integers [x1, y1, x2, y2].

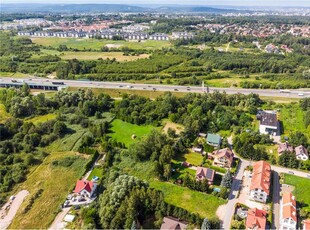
[[0, 103, 11, 123], [284, 174, 310, 208], [109, 119, 158, 147], [31, 37, 171, 50], [10, 151, 88, 229], [174, 152, 203, 166], [25, 113, 56, 125]]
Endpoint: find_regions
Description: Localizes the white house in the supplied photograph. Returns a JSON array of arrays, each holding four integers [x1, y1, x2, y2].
[[295, 145, 309, 161], [74, 180, 97, 198], [258, 111, 279, 136], [280, 192, 297, 230]]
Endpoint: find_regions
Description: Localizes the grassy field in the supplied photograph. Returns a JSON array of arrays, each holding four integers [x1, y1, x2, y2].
[[162, 119, 184, 135], [175, 152, 203, 166], [25, 113, 56, 124], [31, 37, 171, 50], [151, 181, 226, 219], [10, 151, 88, 228], [284, 174, 310, 208], [87, 166, 104, 181], [109, 119, 157, 147], [0, 71, 31, 78], [0, 104, 11, 123], [38, 49, 150, 61]]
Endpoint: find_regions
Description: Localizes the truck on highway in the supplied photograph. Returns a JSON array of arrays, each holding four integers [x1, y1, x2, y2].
[[279, 90, 291, 93], [52, 81, 65, 85]]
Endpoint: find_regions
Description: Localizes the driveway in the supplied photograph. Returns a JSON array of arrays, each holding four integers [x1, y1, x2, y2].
[[48, 207, 70, 230], [0, 190, 29, 229]]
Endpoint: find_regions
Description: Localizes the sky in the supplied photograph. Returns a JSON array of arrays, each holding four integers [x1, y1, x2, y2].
[[2, 0, 310, 6]]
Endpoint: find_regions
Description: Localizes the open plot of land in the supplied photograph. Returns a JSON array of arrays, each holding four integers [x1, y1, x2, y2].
[[162, 119, 184, 135], [25, 113, 56, 125], [109, 119, 157, 147], [0, 72, 31, 78], [10, 151, 88, 229], [31, 37, 171, 50], [174, 152, 203, 166], [0, 104, 11, 123], [39, 49, 150, 61], [284, 174, 310, 208]]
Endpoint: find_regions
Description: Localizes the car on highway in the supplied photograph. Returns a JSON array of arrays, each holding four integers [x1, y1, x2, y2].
[[153, 88, 156, 91], [288, 171, 294, 175], [174, 89, 178, 91], [298, 93, 304, 96], [307, 174, 310, 178], [118, 85, 123, 88]]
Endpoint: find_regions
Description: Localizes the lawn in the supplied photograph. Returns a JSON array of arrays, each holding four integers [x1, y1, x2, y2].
[[10, 151, 88, 229], [162, 119, 184, 135], [38, 49, 150, 61], [284, 174, 310, 208], [151, 181, 226, 219], [108, 119, 158, 147], [25, 113, 57, 125], [174, 152, 203, 166], [0, 71, 31, 78], [31, 37, 171, 50], [0, 103, 11, 123], [87, 166, 104, 181]]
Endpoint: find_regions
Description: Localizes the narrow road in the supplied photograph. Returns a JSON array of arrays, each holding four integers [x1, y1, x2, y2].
[[221, 159, 249, 229], [48, 207, 70, 230], [0, 190, 29, 229], [272, 171, 281, 229]]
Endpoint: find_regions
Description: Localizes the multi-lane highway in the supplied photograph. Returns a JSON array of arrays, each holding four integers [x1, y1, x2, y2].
[[1, 77, 310, 98]]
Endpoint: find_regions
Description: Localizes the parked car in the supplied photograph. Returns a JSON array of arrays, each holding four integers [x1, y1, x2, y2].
[[78, 198, 86, 202], [288, 171, 294, 175], [74, 205, 81, 210]]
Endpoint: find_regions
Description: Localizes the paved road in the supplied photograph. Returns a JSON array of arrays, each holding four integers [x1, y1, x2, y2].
[[271, 165, 310, 179], [272, 171, 281, 230], [0, 190, 29, 229], [1, 77, 310, 98], [222, 159, 249, 229]]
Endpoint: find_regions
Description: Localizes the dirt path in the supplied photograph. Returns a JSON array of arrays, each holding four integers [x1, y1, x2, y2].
[[0, 190, 29, 229], [48, 207, 71, 230]]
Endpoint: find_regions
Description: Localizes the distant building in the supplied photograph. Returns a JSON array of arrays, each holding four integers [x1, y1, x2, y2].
[[211, 148, 234, 168], [245, 208, 267, 230], [195, 167, 215, 184], [278, 142, 294, 155], [172, 31, 194, 40], [206, 133, 221, 147], [74, 180, 97, 198], [149, 33, 169, 41], [258, 110, 280, 136], [127, 33, 148, 40], [160, 216, 187, 230], [280, 192, 297, 230], [249, 161, 271, 203], [17, 31, 34, 36], [303, 219, 310, 230], [295, 145, 309, 161]]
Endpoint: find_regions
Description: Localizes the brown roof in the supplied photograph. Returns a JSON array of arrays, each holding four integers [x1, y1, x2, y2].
[[160, 217, 187, 230], [212, 148, 234, 163], [295, 145, 308, 157], [260, 111, 278, 127], [282, 192, 297, 222], [250, 161, 271, 195], [246, 208, 267, 230], [278, 142, 294, 154], [195, 167, 215, 182]]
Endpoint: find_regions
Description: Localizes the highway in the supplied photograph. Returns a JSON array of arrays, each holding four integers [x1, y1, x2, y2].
[[1, 77, 310, 98]]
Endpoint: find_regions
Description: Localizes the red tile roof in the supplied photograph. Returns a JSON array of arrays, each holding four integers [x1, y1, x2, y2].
[[195, 167, 215, 182], [74, 180, 94, 193], [250, 161, 271, 195], [303, 219, 310, 230], [212, 148, 234, 163], [246, 208, 267, 230], [282, 192, 297, 222]]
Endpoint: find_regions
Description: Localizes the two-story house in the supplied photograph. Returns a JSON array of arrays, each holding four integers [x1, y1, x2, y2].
[[211, 148, 234, 168], [195, 167, 215, 185], [280, 192, 297, 230], [245, 208, 267, 230], [249, 161, 271, 203], [295, 145, 309, 161]]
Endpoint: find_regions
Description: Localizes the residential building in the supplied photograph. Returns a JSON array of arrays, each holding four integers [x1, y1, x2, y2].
[[206, 133, 221, 147], [211, 148, 234, 168], [172, 31, 194, 40], [295, 145, 309, 161], [149, 33, 169, 41], [280, 192, 297, 230], [245, 208, 267, 230], [160, 216, 187, 230], [127, 33, 148, 40], [303, 219, 310, 230], [195, 167, 215, 184], [258, 110, 280, 135], [249, 161, 271, 203], [278, 142, 294, 155], [74, 180, 97, 197], [17, 31, 34, 36]]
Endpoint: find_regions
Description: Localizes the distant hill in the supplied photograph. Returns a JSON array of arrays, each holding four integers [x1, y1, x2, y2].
[[0, 3, 148, 13], [155, 5, 243, 13]]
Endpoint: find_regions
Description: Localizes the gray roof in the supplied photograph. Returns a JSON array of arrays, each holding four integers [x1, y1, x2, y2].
[[260, 112, 278, 127]]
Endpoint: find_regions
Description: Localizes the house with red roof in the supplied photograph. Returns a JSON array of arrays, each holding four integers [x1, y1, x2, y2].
[[245, 208, 267, 230], [303, 219, 310, 230], [195, 167, 215, 185], [74, 180, 97, 198], [212, 148, 234, 168], [249, 161, 271, 203], [280, 192, 297, 230]]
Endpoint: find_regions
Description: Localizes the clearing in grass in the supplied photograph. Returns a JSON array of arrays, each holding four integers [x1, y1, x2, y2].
[[10, 151, 88, 229], [162, 119, 184, 135], [109, 119, 157, 147]]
